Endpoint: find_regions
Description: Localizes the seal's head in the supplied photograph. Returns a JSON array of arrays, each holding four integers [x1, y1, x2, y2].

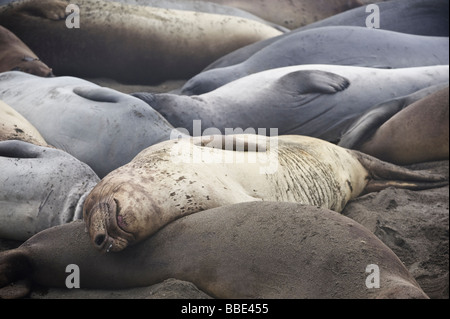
[[83, 176, 164, 253], [11, 56, 54, 78]]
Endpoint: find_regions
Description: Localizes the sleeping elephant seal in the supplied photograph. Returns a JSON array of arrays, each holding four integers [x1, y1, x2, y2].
[[180, 26, 449, 95], [0, 0, 282, 84], [110, 0, 289, 32], [0, 25, 53, 77], [198, 0, 363, 30], [0, 140, 99, 241], [204, 0, 450, 71], [134, 65, 449, 143], [82, 134, 448, 253], [0, 100, 49, 147], [0, 71, 184, 178], [341, 86, 449, 165], [0, 202, 429, 299]]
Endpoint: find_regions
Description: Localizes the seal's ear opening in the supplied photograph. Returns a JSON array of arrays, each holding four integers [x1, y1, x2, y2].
[[0, 140, 40, 159], [353, 150, 448, 194], [0, 249, 32, 299]]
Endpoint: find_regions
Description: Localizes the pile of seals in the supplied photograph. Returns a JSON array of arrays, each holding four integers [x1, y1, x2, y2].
[[0, 0, 448, 299]]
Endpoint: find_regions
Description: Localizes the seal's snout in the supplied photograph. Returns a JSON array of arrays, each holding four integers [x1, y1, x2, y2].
[[94, 233, 106, 248]]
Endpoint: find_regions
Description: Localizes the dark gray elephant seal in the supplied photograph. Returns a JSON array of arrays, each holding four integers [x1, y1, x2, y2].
[[0, 25, 53, 77], [181, 26, 449, 95], [134, 65, 449, 143], [341, 86, 449, 165], [205, 0, 449, 70], [83, 134, 447, 253], [0, 71, 183, 178], [0, 202, 429, 299], [0, 0, 281, 84], [0, 140, 99, 241]]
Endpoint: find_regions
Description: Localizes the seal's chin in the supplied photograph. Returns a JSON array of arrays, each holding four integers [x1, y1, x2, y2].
[[86, 200, 136, 253], [96, 234, 129, 253]]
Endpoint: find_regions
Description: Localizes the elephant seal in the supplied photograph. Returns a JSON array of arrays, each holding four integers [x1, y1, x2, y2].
[[0, 202, 429, 299], [0, 0, 281, 84], [198, 0, 363, 30], [341, 86, 449, 165], [110, 0, 289, 32], [0, 100, 49, 147], [82, 134, 448, 253], [205, 0, 449, 70], [0, 25, 53, 77], [134, 65, 450, 143], [0, 71, 183, 178], [181, 26, 449, 95], [0, 140, 99, 241]]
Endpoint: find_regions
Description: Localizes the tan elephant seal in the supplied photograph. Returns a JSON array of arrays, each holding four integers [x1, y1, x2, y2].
[[357, 87, 449, 165], [0, 202, 429, 299], [0, 25, 53, 77], [0, 0, 282, 84], [83, 134, 448, 253], [0, 100, 49, 147], [200, 0, 363, 30]]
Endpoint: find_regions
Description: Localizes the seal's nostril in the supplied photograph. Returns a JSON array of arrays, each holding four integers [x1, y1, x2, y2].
[[94, 234, 106, 247]]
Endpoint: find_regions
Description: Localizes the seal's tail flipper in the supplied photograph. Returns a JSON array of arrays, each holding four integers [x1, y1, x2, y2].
[[0, 249, 32, 299], [354, 151, 448, 194]]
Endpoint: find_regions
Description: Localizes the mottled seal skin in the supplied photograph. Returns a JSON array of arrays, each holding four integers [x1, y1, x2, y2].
[[205, 0, 449, 70], [0, 100, 49, 147], [0, 25, 53, 77], [199, 0, 363, 30], [110, 0, 289, 32], [181, 26, 449, 95], [0, 0, 281, 84], [83, 134, 448, 253], [134, 65, 449, 143], [351, 87, 449, 165], [0, 140, 99, 241], [0, 202, 429, 299], [0, 71, 182, 178]]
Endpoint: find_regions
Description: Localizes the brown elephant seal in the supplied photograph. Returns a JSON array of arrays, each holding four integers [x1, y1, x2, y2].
[[83, 134, 448, 253], [0, 100, 49, 147], [200, 0, 363, 30], [0, 202, 429, 299], [356, 87, 449, 165], [0, 0, 281, 84], [0, 25, 53, 77]]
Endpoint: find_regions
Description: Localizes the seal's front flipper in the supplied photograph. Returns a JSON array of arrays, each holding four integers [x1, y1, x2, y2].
[[275, 70, 350, 95], [73, 87, 123, 104], [196, 135, 267, 152], [0, 140, 40, 159]]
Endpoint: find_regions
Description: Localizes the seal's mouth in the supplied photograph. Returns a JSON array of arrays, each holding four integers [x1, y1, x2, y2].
[[85, 200, 135, 253]]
